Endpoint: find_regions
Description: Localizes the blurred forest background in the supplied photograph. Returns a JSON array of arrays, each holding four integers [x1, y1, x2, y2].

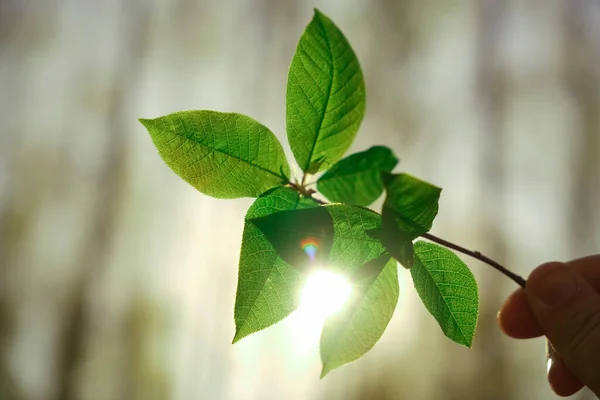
[[1, 0, 599, 399]]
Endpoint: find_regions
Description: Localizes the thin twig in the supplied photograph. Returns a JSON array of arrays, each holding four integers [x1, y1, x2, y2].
[[288, 181, 527, 288], [288, 181, 325, 203], [421, 232, 526, 288]]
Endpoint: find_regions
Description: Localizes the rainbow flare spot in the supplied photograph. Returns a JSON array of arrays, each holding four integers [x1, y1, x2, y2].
[[300, 237, 320, 262]]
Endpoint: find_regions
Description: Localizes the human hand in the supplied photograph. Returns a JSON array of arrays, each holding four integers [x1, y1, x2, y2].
[[498, 256, 600, 397]]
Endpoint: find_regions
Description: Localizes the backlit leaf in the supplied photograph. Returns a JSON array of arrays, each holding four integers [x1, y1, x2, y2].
[[368, 226, 414, 269], [317, 146, 398, 206], [286, 9, 366, 173], [379, 173, 441, 267], [326, 205, 387, 274], [140, 110, 290, 199], [320, 257, 398, 377], [411, 241, 479, 347], [382, 173, 442, 240], [252, 204, 389, 277], [251, 203, 397, 377], [233, 187, 318, 343], [250, 206, 334, 272]]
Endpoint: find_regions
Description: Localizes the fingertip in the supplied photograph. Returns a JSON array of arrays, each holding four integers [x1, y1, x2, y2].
[[548, 358, 585, 397], [526, 260, 600, 396], [498, 288, 544, 339], [526, 262, 567, 286]]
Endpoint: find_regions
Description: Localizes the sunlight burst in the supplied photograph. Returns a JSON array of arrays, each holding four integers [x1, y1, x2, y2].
[[286, 268, 353, 354], [299, 269, 352, 321]]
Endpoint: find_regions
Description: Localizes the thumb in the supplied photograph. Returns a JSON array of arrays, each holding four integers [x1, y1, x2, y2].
[[526, 262, 600, 396]]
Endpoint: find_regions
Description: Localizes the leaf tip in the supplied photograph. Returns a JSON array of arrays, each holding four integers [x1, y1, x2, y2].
[[231, 331, 243, 344], [463, 330, 475, 349], [319, 365, 331, 379], [456, 335, 473, 349], [312, 7, 332, 26], [138, 117, 154, 130]]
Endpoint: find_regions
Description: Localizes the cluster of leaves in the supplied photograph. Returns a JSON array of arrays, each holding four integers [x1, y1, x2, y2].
[[140, 9, 479, 378]]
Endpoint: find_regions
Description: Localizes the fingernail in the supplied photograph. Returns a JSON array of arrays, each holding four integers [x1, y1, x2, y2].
[[528, 265, 578, 307]]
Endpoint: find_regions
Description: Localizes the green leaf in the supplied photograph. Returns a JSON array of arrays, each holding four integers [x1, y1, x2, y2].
[[250, 206, 334, 272], [411, 241, 479, 347], [367, 226, 414, 269], [286, 9, 366, 173], [317, 146, 398, 206], [326, 205, 387, 274], [382, 173, 442, 240], [140, 110, 290, 199], [320, 256, 399, 378], [252, 203, 389, 277], [378, 173, 441, 267], [233, 187, 318, 343], [251, 203, 396, 377]]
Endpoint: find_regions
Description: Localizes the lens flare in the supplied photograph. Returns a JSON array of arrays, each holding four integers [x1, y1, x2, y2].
[[300, 237, 320, 262], [300, 269, 352, 318]]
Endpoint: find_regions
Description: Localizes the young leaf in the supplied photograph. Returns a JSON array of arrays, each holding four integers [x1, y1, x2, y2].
[[252, 203, 397, 377], [317, 146, 398, 206], [140, 110, 290, 199], [250, 207, 334, 271], [233, 187, 318, 343], [326, 204, 388, 274], [367, 226, 414, 269], [411, 241, 479, 347], [382, 173, 442, 240], [251, 204, 388, 276], [320, 257, 399, 378], [286, 9, 366, 174], [378, 173, 441, 267]]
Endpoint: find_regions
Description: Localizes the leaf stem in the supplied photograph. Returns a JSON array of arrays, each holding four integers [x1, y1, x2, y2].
[[287, 183, 526, 288], [288, 180, 321, 201], [300, 171, 309, 187], [420, 232, 526, 288]]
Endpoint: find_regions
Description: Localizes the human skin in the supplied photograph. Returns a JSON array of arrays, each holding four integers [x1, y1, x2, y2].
[[498, 255, 600, 397]]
